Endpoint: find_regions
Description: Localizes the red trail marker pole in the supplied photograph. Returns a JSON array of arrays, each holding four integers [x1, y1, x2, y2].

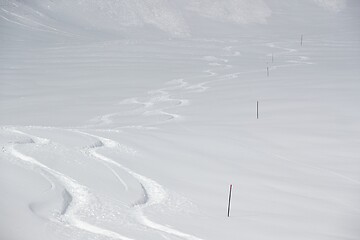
[[227, 184, 233, 217]]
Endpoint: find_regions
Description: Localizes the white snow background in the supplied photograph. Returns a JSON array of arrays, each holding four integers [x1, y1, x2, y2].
[[0, 0, 359, 239]]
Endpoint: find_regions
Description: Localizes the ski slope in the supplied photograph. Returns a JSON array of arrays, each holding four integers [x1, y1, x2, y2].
[[1, 0, 359, 239]]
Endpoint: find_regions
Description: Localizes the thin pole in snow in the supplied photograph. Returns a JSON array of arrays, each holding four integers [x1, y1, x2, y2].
[[272, 53, 274, 63], [267, 65, 269, 77], [256, 101, 259, 119], [301, 34, 303, 46], [227, 184, 233, 217]]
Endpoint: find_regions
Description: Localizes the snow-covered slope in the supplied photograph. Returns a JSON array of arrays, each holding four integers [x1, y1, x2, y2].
[[1, 0, 357, 39], [1, 1, 359, 240]]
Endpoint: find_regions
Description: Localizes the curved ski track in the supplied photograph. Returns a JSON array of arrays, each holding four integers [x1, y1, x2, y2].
[[1, 40, 317, 240], [4, 128, 135, 240], [76, 130, 203, 240]]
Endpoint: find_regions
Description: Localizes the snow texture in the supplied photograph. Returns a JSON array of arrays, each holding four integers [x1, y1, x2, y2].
[[0, 0, 359, 240]]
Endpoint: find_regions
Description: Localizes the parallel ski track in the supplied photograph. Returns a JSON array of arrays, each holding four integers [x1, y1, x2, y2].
[[76, 130, 203, 240], [5, 128, 135, 240], [1, 40, 321, 240]]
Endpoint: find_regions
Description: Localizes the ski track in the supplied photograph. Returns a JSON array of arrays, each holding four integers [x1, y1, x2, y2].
[[89, 78, 192, 127], [76, 130, 203, 240], [4, 128, 135, 240], [89, 40, 302, 128], [194, 40, 312, 89], [84, 137, 130, 191], [1, 40, 312, 240]]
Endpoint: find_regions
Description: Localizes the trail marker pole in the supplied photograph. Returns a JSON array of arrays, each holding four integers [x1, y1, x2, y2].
[[272, 53, 274, 63], [267, 66, 269, 77], [301, 34, 303, 46], [256, 101, 259, 119], [227, 184, 233, 217]]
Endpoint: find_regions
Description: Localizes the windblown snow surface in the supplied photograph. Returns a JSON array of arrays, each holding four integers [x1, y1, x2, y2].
[[1, 0, 360, 239]]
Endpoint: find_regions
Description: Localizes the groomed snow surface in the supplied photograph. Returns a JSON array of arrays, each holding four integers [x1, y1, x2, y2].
[[1, 0, 359, 240]]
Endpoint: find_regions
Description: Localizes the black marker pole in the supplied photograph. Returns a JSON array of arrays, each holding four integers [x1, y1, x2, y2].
[[227, 184, 233, 217]]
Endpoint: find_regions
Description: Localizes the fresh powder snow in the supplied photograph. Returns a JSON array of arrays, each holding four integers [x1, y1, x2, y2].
[[0, 0, 359, 240]]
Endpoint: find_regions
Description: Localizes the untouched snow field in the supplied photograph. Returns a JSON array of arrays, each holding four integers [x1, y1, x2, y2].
[[1, 0, 359, 239]]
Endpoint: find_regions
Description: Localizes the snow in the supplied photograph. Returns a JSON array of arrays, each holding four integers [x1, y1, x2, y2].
[[1, 0, 359, 240]]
